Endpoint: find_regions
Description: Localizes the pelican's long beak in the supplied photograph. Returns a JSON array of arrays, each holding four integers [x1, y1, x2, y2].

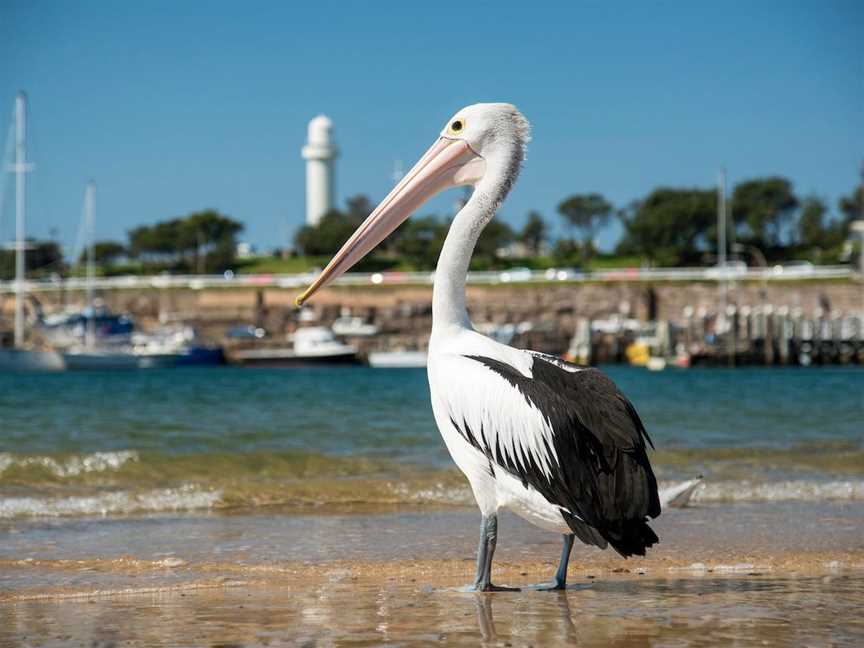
[[295, 137, 484, 306]]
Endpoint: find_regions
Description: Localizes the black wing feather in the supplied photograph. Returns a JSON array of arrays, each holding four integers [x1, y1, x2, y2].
[[460, 354, 661, 557]]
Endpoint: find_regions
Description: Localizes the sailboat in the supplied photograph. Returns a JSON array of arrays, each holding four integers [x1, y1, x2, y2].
[[61, 182, 157, 370], [0, 92, 63, 371]]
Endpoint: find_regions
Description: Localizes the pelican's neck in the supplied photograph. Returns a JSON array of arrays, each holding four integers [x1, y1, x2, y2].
[[432, 163, 515, 332], [432, 192, 488, 330]]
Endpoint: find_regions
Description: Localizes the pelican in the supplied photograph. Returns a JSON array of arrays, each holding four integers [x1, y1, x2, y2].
[[296, 103, 660, 591]]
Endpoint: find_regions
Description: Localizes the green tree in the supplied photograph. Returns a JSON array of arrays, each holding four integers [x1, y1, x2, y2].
[[838, 185, 863, 227], [392, 215, 448, 269], [295, 209, 359, 256], [520, 211, 547, 256], [731, 177, 799, 248], [557, 194, 612, 260], [183, 210, 243, 247], [551, 238, 583, 266], [127, 210, 242, 272], [294, 195, 372, 257], [797, 196, 846, 257], [798, 197, 829, 248], [344, 195, 374, 222], [128, 220, 181, 259], [616, 188, 715, 265], [182, 210, 244, 272], [0, 240, 65, 280], [78, 241, 126, 266]]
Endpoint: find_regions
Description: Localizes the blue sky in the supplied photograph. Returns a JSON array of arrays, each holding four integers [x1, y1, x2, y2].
[[1, 1, 862, 255]]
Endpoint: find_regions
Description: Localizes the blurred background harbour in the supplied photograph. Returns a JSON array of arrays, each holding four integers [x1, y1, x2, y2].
[[0, 87, 861, 370]]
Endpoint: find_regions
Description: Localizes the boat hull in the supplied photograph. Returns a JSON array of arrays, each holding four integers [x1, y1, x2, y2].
[[135, 354, 181, 369], [176, 347, 225, 366], [62, 352, 143, 371], [0, 348, 64, 372], [230, 349, 361, 367]]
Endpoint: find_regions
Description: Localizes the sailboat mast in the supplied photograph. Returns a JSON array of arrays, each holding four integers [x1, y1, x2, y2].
[[13, 92, 28, 348], [85, 181, 96, 348]]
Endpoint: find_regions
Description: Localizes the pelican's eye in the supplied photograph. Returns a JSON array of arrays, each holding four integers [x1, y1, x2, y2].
[[447, 118, 465, 135]]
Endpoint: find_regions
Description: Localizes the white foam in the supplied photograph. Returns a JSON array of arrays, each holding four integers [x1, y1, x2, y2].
[[692, 480, 864, 503], [0, 450, 139, 478], [398, 479, 864, 508], [391, 481, 474, 506], [0, 485, 220, 519]]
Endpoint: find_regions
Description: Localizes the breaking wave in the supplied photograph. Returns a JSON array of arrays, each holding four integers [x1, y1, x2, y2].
[[0, 449, 862, 519], [693, 480, 864, 503], [0, 486, 221, 519], [0, 450, 139, 478]]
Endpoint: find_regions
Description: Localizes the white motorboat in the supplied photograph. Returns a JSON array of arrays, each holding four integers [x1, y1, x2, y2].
[[231, 326, 360, 367], [331, 316, 379, 337]]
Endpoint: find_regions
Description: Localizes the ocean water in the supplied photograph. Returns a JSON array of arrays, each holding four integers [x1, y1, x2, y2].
[[0, 366, 862, 518]]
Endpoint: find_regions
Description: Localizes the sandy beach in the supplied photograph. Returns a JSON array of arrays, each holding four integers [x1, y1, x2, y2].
[[2, 501, 863, 646]]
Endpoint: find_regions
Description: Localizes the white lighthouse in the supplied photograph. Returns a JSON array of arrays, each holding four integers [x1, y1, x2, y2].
[[301, 115, 338, 227]]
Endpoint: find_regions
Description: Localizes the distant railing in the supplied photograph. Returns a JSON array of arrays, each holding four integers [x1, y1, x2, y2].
[[0, 265, 856, 294]]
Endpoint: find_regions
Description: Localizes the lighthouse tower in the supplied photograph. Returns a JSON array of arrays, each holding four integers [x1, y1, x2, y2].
[[301, 115, 338, 227]]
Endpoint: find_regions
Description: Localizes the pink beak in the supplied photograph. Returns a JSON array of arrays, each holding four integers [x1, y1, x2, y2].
[[295, 137, 484, 306]]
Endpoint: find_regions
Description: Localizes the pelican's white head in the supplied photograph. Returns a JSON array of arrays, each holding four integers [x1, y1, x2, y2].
[[296, 103, 530, 305], [439, 103, 529, 170]]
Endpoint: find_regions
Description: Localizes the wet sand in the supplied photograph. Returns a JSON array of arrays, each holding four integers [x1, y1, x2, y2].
[[1, 502, 863, 646]]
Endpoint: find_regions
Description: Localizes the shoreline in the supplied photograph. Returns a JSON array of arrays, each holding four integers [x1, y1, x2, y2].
[[2, 503, 862, 645], [3, 551, 864, 603], [2, 501, 863, 599]]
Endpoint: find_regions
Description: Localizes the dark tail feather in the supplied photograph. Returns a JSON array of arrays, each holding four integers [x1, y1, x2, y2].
[[607, 519, 659, 558], [562, 512, 659, 557], [562, 512, 608, 550]]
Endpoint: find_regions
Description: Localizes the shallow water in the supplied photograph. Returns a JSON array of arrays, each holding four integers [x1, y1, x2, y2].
[[1, 366, 862, 518], [2, 503, 863, 568], [1, 502, 863, 646], [3, 576, 863, 647]]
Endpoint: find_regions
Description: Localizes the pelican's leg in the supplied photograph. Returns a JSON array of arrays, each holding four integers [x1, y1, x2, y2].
[[531, 533, 575, 591], [473, 514, 519, 592]]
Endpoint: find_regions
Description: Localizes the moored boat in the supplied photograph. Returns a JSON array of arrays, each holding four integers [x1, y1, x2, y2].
[[0, 347, 64, 371], [61, 348, 146, 371], [230, 326, 359, 367]]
